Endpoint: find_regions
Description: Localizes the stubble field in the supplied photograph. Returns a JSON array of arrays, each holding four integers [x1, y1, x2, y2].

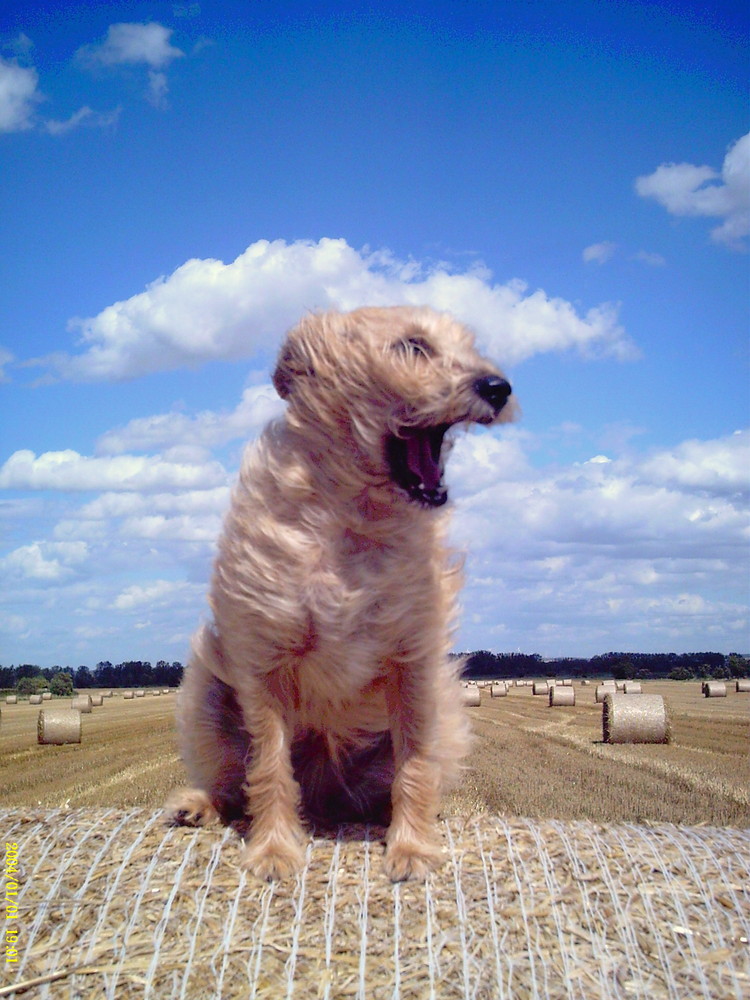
[[0, 681, 747, 827]]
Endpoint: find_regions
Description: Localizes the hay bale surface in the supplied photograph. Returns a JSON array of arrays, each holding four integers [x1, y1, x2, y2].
[[42, 691, 52, 700], [704, 681, 727, 698], [6, 694, 17, 704], [595, 684, 614, 703], [736, 679, 750, 693], [29, 694, 43, 705], [549, 685, 575, 707], [71, 695, 92, 714], [135, 690, 145, 698], [37, 709, 82, 745], [462, 686, 481, 707], [532, 681, 548, 696], [624, 681, 642, 694], [123, 691, 134, 700], [603, 693, 671, 744], [490, 683, 507, 698], [2, 807, 747, 1000]]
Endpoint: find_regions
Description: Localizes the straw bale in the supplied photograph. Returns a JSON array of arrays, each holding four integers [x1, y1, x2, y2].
[[549, 685, 575, 707], [462, 686, 481, 707], [704, 681, 727, 698], [90, 695, 104, 707], [29, 694, 43, 705], [532, 681, 548, 695], [603, 693, 671, 744], [135, 690, 145, 698], [490, 683, 507, 698], [5, 694, 17, 704], [595, 684, 614, 703], [2, 808, 748, 1000], [624, 681, 643, 694], [37, 708, 82, 745], [123, 691, 134, 700], [736, 679, 750, 693], [560, 678, 573, 686], [71, 695, 92, 714], [42, 691, 52, 700]]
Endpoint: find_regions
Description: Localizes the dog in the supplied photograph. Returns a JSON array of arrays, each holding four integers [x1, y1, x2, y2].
[[166, 306, 515, 881]]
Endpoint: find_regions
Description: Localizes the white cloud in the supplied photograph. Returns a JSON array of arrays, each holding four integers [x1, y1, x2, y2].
[[77, 22, 184, 108], [28, 238, 635, 382], [78, 22, 184, 70], [631, 250, 666, 267], [96, 384, 285, 454], [583, 242, 617, 265], [43, 105, 121, 136], [636, 133, 750, 250], [1, 541, 88, 581], [0, 347, 13, 382], [0, 56, 41, 132], [638, 430, 750, 495], [0, 449, 227, 492], [112, 579, 197, 611]]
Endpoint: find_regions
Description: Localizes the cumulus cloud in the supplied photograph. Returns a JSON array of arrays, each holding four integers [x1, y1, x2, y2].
[[1, 541, 88, 581], [28, 238, 635, 382], [0, 449, 227, 492], [636, 133, 750, 250], [450, 427, 749, 652], [96, 385, 285, 454], [78, 22, 184, 69], [112, 579, 198, 611], [77, 22, 184, 108], [0, 56, 41, 132], [638, 430, 749, 495]]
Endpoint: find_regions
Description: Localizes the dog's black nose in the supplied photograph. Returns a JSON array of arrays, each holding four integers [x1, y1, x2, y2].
[[474, 375, 512, 413]]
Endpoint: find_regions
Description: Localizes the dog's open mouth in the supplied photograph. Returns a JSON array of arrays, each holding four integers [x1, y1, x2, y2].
[[386, 425, 450, 507]]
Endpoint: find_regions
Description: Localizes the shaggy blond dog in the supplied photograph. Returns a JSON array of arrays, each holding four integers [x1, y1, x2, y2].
[[166, 306, 515, 881]]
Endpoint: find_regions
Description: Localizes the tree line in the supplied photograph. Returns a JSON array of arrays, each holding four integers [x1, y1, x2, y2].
[[0, 660, 184, 693], [2, 650, 748, 694], [454, 650, 750, 681]]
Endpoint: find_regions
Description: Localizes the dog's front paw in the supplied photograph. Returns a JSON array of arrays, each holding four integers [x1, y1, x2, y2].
[[383, 838, 443, 882], [165, 787, 220, 827], [241, 832, 306, 881]]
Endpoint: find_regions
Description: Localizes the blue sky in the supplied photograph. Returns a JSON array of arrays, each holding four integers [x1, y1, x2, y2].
[[1, 0, 748, 667]]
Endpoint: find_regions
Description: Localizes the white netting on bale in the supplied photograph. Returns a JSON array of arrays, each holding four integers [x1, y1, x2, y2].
[[1, 809, 748, 1000]]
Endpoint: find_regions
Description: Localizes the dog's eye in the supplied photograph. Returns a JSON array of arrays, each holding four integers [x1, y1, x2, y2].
[[394, 336, 434, 359]]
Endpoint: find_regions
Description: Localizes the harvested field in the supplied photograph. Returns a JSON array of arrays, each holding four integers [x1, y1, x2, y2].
[[1, 682, 748, 999], [0, 682, 747, 825]]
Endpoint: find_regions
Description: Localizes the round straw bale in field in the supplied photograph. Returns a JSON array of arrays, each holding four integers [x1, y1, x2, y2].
[[736, 679, 750, 692], [29, 694, 43, 705], [38, 708, 81, 745], [490, 683, 507, 698], [602, 693, 671, 744], [624, 681, 642, 694], [135, 689, 145, 698], [71, 695, 92, 713], [123, 690, 134, 699], [549, 686, 575, 707], [703, 681, 727, 698], [90, 694, 104, 707], [42, 691, 52, 700], [595, 684, 614, 703], [560, 678, 573, 686], [5, 695, 17, 704], [532, 681, 548, 695], [152, 690, 161, 697], [615, 681, 626, 692], [162, 688, 170, 694], [462, 686, 481, 707]]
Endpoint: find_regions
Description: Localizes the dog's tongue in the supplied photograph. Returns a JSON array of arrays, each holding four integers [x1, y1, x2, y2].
[[404, 430, 443, 490]]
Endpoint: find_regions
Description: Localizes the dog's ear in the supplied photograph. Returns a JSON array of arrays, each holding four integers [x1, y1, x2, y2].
[[272, 339, 314, 399]]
